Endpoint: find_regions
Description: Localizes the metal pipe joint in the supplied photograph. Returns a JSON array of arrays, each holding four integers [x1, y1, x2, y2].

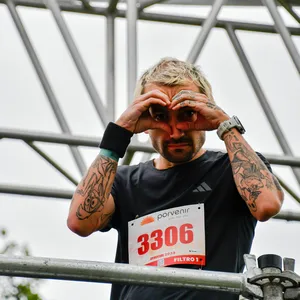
[[242, 254, 300, 299]]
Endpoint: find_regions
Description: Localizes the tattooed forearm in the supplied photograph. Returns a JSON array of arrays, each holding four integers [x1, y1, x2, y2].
[[75, 155, 117, 220], [224, 130, 282, 212]]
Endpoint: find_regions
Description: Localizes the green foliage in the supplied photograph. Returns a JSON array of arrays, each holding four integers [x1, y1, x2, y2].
[[0, 228, 43, 300]]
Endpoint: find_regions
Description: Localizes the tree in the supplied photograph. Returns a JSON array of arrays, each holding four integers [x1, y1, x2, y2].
[[0, 228, 43, 300]]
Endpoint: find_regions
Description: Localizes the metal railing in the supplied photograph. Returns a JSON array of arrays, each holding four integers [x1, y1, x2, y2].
[[1, 254, 300, 299]]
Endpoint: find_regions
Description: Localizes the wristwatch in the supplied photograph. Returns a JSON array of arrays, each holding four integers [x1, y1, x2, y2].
[[217, 116, 246, 140]]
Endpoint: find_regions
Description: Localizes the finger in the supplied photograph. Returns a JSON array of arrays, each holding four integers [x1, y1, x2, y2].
[[176, 122, 195, 131], [171, 99, 204, 111], [141, 97, 169, 110], [177, 119, 210, 131], [170, 92, 208, 109], [171, 89, 192, 101], [150, 122, 172, 134], [137, 89, 171, 106], [177, 122, 210, 131], [135, 97, 168, 113]]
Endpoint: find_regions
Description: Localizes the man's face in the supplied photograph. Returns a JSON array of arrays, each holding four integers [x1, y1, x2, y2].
[[143, 82, 206, 164]]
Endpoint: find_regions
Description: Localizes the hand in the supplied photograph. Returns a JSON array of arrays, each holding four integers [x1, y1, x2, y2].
[[169, 90, 230, 131], [116, 90, 172, 134]]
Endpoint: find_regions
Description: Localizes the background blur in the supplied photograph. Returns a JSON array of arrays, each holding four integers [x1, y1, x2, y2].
[[0, 1, 300, 299]]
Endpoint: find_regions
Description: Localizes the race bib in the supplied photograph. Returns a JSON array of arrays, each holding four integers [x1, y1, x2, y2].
[[128, 204, 205, 267]]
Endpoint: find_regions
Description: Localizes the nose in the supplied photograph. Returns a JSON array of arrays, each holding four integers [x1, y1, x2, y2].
[[169, 116, 184, 140]]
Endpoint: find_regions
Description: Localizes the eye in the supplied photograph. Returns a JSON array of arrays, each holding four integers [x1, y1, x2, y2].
[[149, 105, 169, 122], [178, 110, 196, 122], [153, 113, 168, 122]]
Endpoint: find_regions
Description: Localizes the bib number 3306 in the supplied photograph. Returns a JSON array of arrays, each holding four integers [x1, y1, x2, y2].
[[137, 223, 193, 255]]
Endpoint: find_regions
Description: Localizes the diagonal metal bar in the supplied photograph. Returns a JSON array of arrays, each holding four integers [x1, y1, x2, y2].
[[262, 0, 300, 74], [276, 0, 300, 24], [127, 0, 138, 104], [138, 0, 167, 11], [275, 173, 300, 204], [26, 142, 78, 186], [106, 15, 116, 120], [187, 0, 227, 64], [107, 0, 119, 14], [80, 0, 92, 10], [5, 0, 86, 176], [44, 0, 109, 126], [226, 25, 300, 186], [1, 128, 300, 167]]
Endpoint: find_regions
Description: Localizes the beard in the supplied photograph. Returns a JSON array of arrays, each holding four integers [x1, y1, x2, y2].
[[162, 139, 194, 163], [152, 134, 205, 164]]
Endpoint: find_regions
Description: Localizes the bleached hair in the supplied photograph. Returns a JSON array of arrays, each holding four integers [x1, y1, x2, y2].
[[134, 57, 214, 103]]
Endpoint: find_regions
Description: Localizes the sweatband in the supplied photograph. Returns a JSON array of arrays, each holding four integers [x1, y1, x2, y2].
[[100, 149, 119, 162], [99, 122, 133, 158]]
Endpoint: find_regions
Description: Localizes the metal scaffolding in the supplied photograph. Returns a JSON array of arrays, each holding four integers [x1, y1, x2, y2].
[[0, 0, 299, 197], [1, 0, 300, 298]]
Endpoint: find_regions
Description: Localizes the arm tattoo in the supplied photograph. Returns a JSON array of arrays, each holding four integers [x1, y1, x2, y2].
[[75, 155, 117, 220], [225, 131, 279, 212]]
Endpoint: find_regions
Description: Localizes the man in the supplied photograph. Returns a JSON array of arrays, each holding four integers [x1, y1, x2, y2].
[[68, 57, 284, 300]]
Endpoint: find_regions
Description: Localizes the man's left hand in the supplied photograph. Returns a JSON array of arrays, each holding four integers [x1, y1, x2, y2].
[[169, 90, 230, 131]]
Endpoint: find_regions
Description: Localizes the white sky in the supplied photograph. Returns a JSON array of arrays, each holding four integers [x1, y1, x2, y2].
[[0, 3, 300, 299]]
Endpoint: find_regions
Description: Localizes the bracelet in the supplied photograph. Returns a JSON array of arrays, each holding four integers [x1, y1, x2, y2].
[[99, 122, 133, 158], [100, 148, 119, 162]]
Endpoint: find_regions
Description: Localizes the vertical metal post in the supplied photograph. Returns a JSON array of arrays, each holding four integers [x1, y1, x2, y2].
[[257, 255, 284, 300], [106, 14, 116, 120], [187, 0, 227, 64], [107, 0, 119, 14], [44, 0, 109, 126], [6, 0, 86, 175], [226, 25, 300, 185], [262, 278, 284, 300], [262, 0, 300, 74], [127, 0, 138, 104]]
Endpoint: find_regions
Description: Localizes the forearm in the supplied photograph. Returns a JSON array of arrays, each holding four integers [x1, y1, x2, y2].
[[223, 128, 284, 221], [68, 154, 117, 236]]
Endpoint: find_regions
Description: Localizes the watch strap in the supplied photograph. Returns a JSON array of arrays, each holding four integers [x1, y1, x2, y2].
[[217, 116, 245, 140]]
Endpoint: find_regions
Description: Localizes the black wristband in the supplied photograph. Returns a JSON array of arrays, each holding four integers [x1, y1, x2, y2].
[[99, 122, 133, 158]]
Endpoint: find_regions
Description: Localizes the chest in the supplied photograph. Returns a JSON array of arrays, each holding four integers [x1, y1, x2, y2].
[[123, 163, 237, 223]]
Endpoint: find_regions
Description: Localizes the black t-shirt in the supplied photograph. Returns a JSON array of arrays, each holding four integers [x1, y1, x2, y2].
[[102, 150, 271, 300]]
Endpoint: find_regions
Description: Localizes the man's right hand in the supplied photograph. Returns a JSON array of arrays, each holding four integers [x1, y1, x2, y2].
[[116, 90, 171, 134]]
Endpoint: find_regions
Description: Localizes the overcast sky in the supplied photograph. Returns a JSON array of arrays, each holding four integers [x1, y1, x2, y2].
[[0, 3, 300, 299]]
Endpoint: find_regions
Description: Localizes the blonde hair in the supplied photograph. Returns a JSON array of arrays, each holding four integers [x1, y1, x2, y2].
[[134, 57, 214, 103]]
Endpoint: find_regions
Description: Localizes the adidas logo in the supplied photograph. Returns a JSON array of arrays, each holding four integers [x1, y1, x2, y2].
[[192, 182, 212, 193]]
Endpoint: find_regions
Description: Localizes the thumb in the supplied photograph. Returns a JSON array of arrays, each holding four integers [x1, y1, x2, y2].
[[149, 121, 172, 134], [176, 122, 195, 131]]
